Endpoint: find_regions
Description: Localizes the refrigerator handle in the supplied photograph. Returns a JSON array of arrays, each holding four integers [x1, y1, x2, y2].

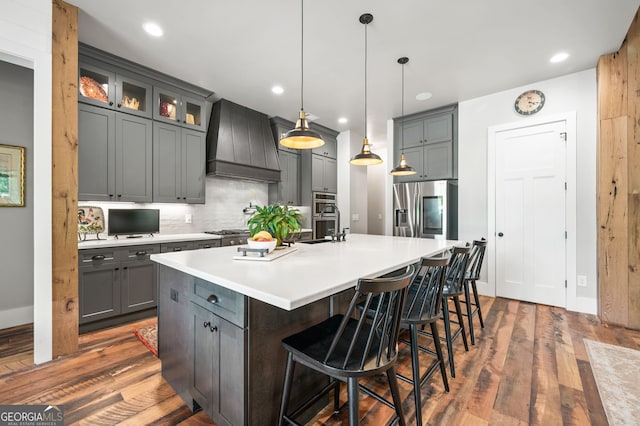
[[414, 190, 420, 237]]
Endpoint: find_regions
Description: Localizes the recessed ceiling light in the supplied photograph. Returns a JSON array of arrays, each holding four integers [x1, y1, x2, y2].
[[416, 92, 433, 101], [143, 22, 164, 37], [271, 85, 284, 95], [338, 117, 348, 124], [550, 52, 569, 63]]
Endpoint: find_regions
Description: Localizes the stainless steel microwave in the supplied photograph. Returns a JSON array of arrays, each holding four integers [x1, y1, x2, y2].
[[312, 192, 337, 217]]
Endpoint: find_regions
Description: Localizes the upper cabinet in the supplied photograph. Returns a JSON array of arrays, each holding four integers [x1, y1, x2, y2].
[[153, 85, 207, 132], [393, 104, 458, 182], [79, 61, 153, 119], [78, 43, 212, 203]]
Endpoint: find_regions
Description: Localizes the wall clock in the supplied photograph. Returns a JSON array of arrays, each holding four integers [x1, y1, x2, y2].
[[514, 90, 545, 115]]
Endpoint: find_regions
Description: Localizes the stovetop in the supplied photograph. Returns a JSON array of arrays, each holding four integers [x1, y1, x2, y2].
[[205, 229, 250, 236]]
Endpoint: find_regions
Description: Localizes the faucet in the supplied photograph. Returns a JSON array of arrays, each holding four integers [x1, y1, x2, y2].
[[320, 203, 348, 242]]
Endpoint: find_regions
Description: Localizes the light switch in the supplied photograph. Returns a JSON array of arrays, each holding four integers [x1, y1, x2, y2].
[[577, 275, 587, 287], [185, 213, 192, 224]]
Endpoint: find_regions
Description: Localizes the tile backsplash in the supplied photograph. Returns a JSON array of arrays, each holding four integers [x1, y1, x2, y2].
[[79, 176, 311, 236]]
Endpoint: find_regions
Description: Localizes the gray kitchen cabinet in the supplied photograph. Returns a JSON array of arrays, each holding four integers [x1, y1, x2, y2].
[[153, 85, 207, 132], [153, 122, 206, 204], [192, 239, 222, 250], [79, 245, 159, 326], [268, 150, 300, 205], [115, 113, 153, 202], [190, 302, 246, 426], [78, 104, 153, 202], [79, 60, 153, 119], [79, 255, 121, 324], [311, 135, 337, 158], [311, 155, 337, 193], [161, 241, 195, 253], [78, 103, 115, 201], [393, 104, 458, 182], [270, 116, 298, 154]]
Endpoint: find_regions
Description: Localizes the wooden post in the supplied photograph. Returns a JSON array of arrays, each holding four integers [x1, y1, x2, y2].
[[52, 0, 79, 356]]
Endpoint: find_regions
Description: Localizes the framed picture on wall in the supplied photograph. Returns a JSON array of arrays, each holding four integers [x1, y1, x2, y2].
[[0, 144, 25, 207]]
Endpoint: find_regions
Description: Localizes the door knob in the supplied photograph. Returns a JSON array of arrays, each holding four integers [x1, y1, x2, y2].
[[498, 232, 504, 237]]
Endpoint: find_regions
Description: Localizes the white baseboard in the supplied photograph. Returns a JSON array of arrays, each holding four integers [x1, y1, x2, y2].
[[0, 305, 33, 329], [475, 280, 495, 297], [568, 296, 598, 315]]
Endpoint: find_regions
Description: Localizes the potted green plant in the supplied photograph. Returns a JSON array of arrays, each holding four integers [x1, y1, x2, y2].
[[247, 204, 303, 246]]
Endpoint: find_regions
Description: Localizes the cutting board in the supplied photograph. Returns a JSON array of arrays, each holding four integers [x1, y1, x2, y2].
[[233, 246, 297, 261]]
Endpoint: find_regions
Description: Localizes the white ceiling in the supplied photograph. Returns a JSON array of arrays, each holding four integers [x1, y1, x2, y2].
[[67, 0, 639, 148]]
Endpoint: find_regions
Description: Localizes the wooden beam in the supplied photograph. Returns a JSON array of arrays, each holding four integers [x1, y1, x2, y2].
[[626, 10, 640, 329], [51, 0, 79, 357]]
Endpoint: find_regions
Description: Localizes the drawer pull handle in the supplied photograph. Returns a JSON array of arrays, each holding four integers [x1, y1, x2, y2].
[[203, 321, 211, 328], [210, 325, 218, 333], [207, 295, 219, 304], [91, 255, 105, 261], [173, 248, 182, 252], [136, 251, 147, 256]]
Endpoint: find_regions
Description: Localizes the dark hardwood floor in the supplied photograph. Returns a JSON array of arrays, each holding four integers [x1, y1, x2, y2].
[[0, 297, 638, 425]]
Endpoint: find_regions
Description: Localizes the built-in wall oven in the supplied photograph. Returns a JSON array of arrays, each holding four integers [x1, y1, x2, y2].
[[312, 192, 338, 239]]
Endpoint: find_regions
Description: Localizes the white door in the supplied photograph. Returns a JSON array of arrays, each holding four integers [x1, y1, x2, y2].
[[495, 120, 566, 307]]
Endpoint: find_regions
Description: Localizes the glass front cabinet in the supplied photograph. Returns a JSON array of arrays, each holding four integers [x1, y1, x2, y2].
[[79, 62, 152, 119], [153, 85, 206, 131]]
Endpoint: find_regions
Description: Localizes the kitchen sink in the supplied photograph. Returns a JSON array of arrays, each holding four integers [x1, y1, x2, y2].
[[300, 239, 332, 244]]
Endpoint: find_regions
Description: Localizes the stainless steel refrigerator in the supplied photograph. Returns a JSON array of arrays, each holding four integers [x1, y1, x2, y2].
[[393, 180, 458, 240]]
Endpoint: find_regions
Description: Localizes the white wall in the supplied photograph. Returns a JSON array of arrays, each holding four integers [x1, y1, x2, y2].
[[337, 131, 351, 233], [348, 131, 369, 233], [366, 146, 388, 235], [0, 0, 53, 363], [458, 69, 597, 311]]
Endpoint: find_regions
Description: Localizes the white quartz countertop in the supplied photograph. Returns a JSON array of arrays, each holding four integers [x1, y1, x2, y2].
[[151, 234, 458, 311], [78, 233, 222, 249]]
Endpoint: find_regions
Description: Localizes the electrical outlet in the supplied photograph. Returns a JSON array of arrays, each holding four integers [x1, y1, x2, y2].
[[185, 213, 192, 224], [170, 288, 179, 302], [352, 213, 359, 221], [378, 213, 382, 220], [577, 275, 587, 287]]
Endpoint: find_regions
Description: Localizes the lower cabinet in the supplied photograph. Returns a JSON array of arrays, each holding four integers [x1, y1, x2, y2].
[[190, 302, 246, 426], [79, 238, 222, 331]]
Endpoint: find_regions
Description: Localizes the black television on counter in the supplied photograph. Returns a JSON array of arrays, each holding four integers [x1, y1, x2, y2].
[[108, 208, 159, 237]]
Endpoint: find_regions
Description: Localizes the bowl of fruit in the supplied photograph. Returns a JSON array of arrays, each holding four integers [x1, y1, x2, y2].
[[247, 231, 277, 253]]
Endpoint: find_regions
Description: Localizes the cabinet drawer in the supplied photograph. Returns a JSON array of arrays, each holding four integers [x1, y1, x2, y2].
[[161, 242, 194, 253], [192, 240, 222, 250], [117, 244, 160, 261], [192, 278, 246, 328], [79, 248, 119, 265]]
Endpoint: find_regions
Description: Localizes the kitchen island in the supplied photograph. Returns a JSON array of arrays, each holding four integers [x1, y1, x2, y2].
[[151, 234, 457, 425]]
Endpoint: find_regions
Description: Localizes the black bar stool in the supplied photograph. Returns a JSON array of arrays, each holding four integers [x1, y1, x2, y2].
[[396, 254, 450, 426], [441, 244, 471, 378], [461, 238, 487, 345], [278, 265, 415, 426]]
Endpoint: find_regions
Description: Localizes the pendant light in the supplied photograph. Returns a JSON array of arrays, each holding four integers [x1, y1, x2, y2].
[[390, 57, 417, 176], [350, 13, 382, 166], [280, 0, 324, 150]]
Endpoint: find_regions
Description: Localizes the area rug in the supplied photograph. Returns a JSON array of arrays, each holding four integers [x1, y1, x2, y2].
[[584, 339, 640, 425], [134, 324, 158, 357]]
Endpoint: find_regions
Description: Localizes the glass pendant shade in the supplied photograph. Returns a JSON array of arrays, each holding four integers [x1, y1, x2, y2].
[[390, 56, 416, 176], [281, 0, 324, 150], [390, 153, 416, 175], [350, 137, 383, 165], [280, 110, 324, 149]]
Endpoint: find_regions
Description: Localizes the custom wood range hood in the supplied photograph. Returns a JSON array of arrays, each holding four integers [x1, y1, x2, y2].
[[206, 98, 281, 183]]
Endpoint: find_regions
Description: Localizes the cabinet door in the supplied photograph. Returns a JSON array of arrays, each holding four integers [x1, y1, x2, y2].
[[218, 317, 246, 425], [279, 150, 300, 205], [78, 62, 115, 108], [312, 136, 337, 159], [271, 118, 297, 154], [423, 140, 453, 180], [115, 114, 153, 202], [324, 157, 337, 193], [311, 154, 326, 192], [120, 260, 157, 313], [394, 146, 424, 183], [79, 264, 121, 324], [78, 104, 116, 201], [153, 122, 181, 203], [423, 113, 452, 144], [190, 303, 220, 418], [400, 118, 424, 148], [115, 72, 152, 118], [182, 95, 206, 131], [182, 129, 206, 203], [153, 85, 182, 126]]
